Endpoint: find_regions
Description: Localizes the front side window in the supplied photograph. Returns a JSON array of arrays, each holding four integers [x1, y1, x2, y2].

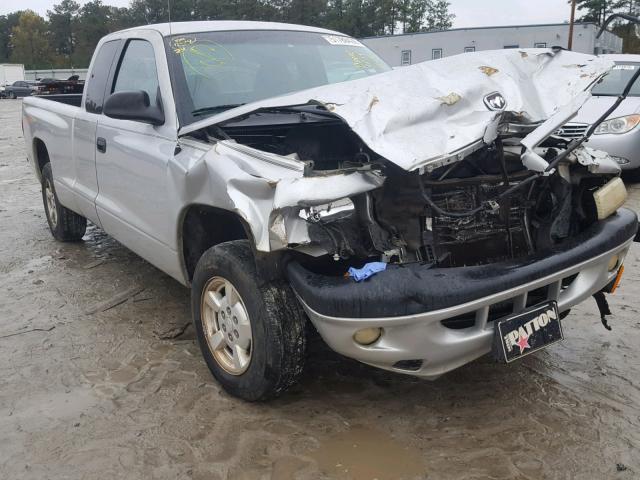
[[165, 30, 391, 124], [432, 48, 443, 60], [401, 49, 412, 65], [592, 62, 640, 96], [113, 39, 160, 106]]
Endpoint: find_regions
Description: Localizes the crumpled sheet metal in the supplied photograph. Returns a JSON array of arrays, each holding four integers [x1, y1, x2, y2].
[[572, 146, 621, 175], [273, 171, 385, 209], [181, 143, 384, 252], [180, 48, 614, 173]]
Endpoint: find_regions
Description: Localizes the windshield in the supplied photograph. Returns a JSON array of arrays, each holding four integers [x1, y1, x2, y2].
[[166, 30, 391, 125], [592, 62, 640, 96]]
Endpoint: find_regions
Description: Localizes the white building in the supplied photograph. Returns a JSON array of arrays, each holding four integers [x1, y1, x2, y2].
[[0, 64, 25, 86], [361, 23, 623, 67]]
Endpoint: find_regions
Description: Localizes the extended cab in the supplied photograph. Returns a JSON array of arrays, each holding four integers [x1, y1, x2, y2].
[[23, 21, 638, 401]]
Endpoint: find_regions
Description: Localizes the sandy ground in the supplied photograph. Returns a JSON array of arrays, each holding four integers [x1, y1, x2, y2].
[[1, 99, 639, 480]]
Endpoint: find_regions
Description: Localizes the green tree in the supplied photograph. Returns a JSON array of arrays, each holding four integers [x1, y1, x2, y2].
[[340, 0, 384, 36], [10, 10, 54, 69], [73, 1, 114, 66], [424, 0, 454, 31], [399, 0, 431, 33], [573, 0, 627, 24], [47, 0, 80, 67], [573, 0, 640, 53], [128, 0, 170, 24], [0, 11, 23, 62], [614, 22, 640, 52], [108, 6, 138, 31], [286, 0, 329, 25]]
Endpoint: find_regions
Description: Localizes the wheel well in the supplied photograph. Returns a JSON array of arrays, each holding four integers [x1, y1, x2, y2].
[[33, 138, 49, 177], [181, 205, 250, 281]]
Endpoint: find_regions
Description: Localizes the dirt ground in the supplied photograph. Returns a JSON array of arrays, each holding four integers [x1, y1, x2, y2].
[[1, 99, 639, 480]]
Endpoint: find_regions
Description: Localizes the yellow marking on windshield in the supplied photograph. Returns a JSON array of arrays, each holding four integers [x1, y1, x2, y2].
[[173, 39, 235, 78], [172, 37, 196, 55], [346, 50, 373, 70]]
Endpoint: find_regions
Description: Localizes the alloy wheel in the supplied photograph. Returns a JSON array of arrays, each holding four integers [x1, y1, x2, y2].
[[45, 179, 57, 228], [201, 276, 253, 375]]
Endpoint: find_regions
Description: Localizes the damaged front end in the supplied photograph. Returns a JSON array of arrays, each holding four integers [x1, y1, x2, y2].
[[182, 48, 629, 271], [180, 47, 638, 375]]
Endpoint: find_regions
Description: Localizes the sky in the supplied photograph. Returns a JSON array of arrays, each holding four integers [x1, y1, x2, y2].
[[0, 0, 573, 28]]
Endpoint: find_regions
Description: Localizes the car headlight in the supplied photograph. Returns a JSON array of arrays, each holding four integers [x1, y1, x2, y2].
[[594, 114, 640, 135]]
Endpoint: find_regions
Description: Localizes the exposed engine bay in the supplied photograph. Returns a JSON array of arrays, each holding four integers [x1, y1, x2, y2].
[[200, 105, 622, 273]]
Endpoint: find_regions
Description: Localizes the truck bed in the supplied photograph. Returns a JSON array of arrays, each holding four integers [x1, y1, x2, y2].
[[32, 93, 82, 107], [22, 95, 83, 213]]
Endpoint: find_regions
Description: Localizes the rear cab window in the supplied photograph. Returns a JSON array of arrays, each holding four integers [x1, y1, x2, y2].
[[85, 39, 121, 114]]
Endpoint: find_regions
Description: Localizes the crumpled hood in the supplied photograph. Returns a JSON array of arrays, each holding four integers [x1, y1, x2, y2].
[[180, 48, 614, 172]]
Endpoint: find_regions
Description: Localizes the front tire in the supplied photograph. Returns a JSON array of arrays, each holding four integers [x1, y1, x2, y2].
[[191, 240, 306, 401], [41, 162, 87, 241]]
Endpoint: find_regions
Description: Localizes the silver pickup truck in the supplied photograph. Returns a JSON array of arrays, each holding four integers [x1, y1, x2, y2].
[[23, 21, 638, 401]]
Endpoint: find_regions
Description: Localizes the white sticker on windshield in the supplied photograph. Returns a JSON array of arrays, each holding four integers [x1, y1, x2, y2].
[[613, 65, 637, 70], [322, 35, 364, 47]]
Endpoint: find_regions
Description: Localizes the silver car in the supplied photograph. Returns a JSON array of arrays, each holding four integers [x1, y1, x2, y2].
[[559, 54, 640, 172]]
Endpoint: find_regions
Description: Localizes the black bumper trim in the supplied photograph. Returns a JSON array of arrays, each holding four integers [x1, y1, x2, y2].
[[287, 208, 638, 318]]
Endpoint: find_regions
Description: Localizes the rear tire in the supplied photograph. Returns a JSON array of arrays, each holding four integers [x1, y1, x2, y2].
[[8, 92, 15, 99], [191, 240, 306, 401], [41, 162, 87, 241]]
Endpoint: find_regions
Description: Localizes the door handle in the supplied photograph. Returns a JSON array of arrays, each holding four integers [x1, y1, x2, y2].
[[96, 137, 107, 153]]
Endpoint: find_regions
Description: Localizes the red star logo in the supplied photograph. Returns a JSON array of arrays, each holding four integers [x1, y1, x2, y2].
[[516, 334, 530, 354]]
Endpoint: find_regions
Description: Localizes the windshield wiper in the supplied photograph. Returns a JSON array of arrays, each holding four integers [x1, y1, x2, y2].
[[260, 105, 337, 118], [191, 104, 246, 117]]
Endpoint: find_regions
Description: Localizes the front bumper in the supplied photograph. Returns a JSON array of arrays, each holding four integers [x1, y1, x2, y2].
[[288, 208, 638, 378]]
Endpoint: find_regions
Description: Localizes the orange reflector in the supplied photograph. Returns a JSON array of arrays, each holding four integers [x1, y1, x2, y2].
[[610, 265, 625, 294]]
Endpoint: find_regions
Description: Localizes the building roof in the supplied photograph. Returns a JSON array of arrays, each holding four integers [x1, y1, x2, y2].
[[360, 22, 599, 40]]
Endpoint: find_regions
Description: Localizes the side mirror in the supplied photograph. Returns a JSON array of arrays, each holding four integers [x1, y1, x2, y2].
[[103, 90, 165, 126]]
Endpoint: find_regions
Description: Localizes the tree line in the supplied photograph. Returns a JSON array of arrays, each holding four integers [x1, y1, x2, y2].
[[573, 0, 640, 52], [0, 0, 454, 69]]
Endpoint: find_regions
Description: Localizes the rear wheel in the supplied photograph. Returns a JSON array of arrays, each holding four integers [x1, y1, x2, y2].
[[191, 240, 306, 401], [8, 91, 15, 99], [41, 162, 87, 241]]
